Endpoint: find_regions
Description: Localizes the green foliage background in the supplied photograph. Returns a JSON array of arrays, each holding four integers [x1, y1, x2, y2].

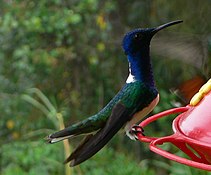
[[0, 0, 210, 174]]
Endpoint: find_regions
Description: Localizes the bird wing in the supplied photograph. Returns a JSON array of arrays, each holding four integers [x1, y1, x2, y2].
[[65, 102, 133, 166]]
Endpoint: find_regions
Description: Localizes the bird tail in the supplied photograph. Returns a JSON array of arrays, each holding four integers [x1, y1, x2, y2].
[[46, 127, 76, 143], [65, 103, 130, 166], [46, 115, 104, 144]]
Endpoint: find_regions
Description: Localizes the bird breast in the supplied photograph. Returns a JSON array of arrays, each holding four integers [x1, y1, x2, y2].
[[125, 94, 159, 139]]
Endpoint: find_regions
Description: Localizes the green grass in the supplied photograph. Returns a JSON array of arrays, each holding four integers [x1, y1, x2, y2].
[[1, 140, 155, 175]]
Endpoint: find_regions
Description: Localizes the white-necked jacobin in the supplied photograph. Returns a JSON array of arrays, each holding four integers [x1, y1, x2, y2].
[[47, 20, 183, 166]]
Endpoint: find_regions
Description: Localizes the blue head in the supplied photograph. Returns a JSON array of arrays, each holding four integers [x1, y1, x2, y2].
[[122, 20, 183, 56], [122, 20, 183, 85]]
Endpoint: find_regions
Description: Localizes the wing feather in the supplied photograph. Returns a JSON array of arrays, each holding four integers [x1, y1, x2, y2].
[[65, 102, 132, 166]]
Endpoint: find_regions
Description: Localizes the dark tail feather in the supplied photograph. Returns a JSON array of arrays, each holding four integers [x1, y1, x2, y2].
[[65, 103, 130, 166], [46, 115, 104, 144], [46, 127, 76, 143], [64, 134, 94, 164]]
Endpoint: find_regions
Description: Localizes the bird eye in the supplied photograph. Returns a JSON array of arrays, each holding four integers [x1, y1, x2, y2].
[[133, 33, 142, 40]]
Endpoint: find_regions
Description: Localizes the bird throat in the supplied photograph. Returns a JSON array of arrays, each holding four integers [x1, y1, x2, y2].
[[126, 46, 155, 87]]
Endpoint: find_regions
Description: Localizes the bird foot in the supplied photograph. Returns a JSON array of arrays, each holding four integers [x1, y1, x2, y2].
[[127, 125, 145, 140]]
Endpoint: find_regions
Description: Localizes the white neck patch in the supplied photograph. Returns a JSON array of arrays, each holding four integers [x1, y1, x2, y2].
[[126, 64, 136, 83], [126, 73, 136, 83]]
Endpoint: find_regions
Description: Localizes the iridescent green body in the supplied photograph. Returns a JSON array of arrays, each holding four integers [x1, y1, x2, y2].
[[52, 81, 158, 137]]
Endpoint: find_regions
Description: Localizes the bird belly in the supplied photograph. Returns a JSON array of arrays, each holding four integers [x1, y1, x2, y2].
[[125, 94, 159, 140]]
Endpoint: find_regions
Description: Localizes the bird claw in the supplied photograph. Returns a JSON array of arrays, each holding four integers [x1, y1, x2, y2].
[[132, 125, 145, 139], [132, 125, 144, 133], [127, 125, 145, 140]]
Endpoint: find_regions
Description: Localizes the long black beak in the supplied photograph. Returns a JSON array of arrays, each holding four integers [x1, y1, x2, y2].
[[151, 20, 183, 35]]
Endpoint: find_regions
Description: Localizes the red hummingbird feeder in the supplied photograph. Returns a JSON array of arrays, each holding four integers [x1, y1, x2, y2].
[[137, 79, 211, 171]]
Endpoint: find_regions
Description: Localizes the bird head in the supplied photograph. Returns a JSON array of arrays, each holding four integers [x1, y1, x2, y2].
[[122, 20, 183, 56]]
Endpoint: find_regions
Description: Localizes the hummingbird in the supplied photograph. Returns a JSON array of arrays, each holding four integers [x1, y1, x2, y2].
[[46, 20, 183, 167]]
